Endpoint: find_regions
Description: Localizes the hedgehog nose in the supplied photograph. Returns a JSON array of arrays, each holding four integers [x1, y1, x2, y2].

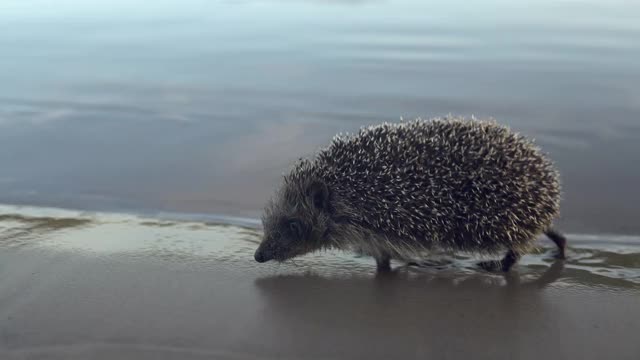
[[254, 249, 267, 263]]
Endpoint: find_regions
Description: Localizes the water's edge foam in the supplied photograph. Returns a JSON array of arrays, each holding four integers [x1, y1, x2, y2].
[[2, 202, 639, 287], [0, 203, 261, 229], [1, 203, 639, 245]]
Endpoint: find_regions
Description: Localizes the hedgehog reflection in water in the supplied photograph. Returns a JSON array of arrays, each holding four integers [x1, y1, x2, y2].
[[254, 117, 567, 272]]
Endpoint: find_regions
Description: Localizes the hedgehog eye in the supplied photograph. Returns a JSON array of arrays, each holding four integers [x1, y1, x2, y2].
[[288, 220, 303, 238]]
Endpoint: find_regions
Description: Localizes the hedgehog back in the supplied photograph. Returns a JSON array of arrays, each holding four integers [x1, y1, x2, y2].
[[308, 119, 560, 254]]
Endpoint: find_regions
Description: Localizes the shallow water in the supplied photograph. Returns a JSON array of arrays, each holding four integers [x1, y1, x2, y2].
[[0, 205, 639, 359], [1, 0, 640, 235], [1, 205, 639, 286]]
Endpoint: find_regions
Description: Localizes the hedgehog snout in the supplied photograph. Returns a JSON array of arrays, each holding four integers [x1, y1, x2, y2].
[[254, 248, 268, 263], [254, 240, 275, 263], [254, 243, 270, 263]]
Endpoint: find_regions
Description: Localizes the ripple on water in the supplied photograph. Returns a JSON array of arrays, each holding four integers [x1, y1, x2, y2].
[[0, 204, 639, 288]]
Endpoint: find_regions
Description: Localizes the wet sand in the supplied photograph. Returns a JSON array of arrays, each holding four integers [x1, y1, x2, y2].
[[1, 206, 639, 360]]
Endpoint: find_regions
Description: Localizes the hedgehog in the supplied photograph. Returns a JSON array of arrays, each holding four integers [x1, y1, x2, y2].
[[254, 117, 567, 272]]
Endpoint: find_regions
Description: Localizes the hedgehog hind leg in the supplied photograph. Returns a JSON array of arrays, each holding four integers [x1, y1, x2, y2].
[[545, 228, 567, 259], [375, 254, 392, 272], [478, 249, 521, 272]]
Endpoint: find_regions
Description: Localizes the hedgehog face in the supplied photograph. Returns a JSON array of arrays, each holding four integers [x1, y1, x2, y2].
[[255, 180, 332, 263]]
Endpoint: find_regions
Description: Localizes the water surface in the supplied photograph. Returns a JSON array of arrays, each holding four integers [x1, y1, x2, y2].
[[1, 0, 639, 235]]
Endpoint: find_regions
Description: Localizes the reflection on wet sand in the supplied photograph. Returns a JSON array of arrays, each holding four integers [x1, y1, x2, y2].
[[0, 206, 639, 359], [253, 260, 639, 360]]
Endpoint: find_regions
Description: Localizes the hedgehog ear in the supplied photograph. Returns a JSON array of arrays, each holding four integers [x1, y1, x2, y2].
[[306, 181, 330, 211]]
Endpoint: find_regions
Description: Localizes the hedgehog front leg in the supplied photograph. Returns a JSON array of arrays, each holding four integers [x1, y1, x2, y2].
[[478, 249, 521, 272], [545, 228, 567, 259], [499, 250, 521, 271], [375, 254, 392, 272]]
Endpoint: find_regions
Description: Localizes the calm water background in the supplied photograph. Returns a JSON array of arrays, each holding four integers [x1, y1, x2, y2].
[[1, 0, 639, 234]]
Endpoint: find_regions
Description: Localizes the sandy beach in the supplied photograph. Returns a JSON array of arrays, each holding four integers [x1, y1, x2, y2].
[[1, 206, 638, 360]]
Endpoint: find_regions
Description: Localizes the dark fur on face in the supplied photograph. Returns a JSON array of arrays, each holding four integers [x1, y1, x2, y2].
[[255, 174, 333, 263]]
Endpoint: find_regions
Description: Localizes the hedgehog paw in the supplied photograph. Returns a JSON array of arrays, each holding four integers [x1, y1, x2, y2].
[[553, 249, 567, 260], [376, 255, 392, 272], [477, 260, 503, 272]]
